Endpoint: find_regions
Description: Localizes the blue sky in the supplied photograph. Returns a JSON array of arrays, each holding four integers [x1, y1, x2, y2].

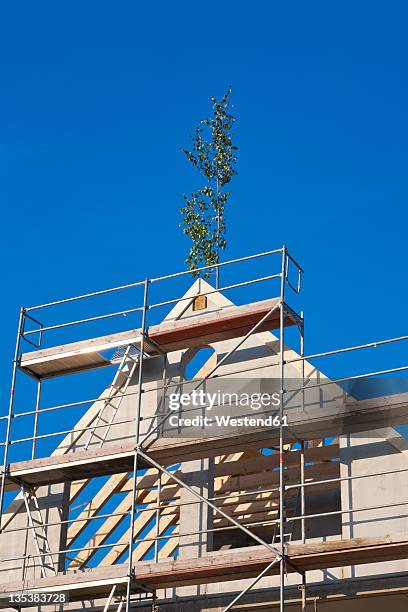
[[1, 3, 408, 437]]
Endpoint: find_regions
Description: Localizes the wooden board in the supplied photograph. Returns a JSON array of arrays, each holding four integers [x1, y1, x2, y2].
[[19, 298, 295, 378], [2, 444, 142, 491], [1, 533, 408, 594], [19, 329, 151, 379], [149, 297, 295, 352], [214, 445, 339, 477], [0, 565, 131, 600]]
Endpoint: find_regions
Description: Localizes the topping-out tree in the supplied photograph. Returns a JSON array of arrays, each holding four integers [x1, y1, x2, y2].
[[180, 88, 237, 287]]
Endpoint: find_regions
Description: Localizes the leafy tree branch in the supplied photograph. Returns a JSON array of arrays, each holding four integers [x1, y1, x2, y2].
[[180, 88, 237, 284]]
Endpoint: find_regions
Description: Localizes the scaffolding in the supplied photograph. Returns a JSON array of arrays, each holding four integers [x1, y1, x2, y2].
[[1, 245, 408, 611]]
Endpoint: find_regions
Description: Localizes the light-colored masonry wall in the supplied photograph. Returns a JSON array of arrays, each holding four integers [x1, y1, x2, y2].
[[0, 483, 67, 582], [340, 427, 408, 578]]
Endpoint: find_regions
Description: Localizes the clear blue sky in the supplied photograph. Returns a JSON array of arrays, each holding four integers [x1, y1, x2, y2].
[[1, 2, 408, 402]]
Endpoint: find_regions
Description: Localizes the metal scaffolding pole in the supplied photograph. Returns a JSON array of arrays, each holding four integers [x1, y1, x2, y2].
[[279, 246, 287, 612], [125, 279, 149, 612], [0, 307, 24, 533], [301, 572, 307, 612], [31, 379, 42, 460], [300, 443, 306, 612], [300, 310, 307, 611], [154, 471, 161, 563], [299, 309, 306, 534], [300, 441, 306, 543], [222, 556, 281, 612]]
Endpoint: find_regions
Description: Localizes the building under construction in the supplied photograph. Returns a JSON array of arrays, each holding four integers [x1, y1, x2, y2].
[[1, 246, 408, 611]]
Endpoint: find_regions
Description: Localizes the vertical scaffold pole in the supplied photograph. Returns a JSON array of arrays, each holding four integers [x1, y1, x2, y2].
[[300, 311, 307, 608], [279, 246, 287, 612], [300, 311, 305, 413], [32, 379, 42, 460], [301, 572, 307, 611], [154, 471, 161, 563], [301, 440, 306, 544], [126, 279, 149, 611], [0, 307, 24, 533], [299, 307, 306, 542]]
